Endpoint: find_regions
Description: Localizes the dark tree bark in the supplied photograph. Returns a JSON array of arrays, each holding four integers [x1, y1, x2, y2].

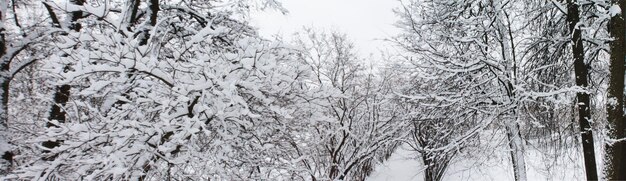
[[129, 0, 141, 25], [46, 0, 84, 127], [411, 120, 455, 181], [0, 0, 13, 167], [0, 2, 7, 127], [566, 1, 598, 180], [605, 0, 626, 180], [138, 0, 159, 46], [43, 0, 85, 154]]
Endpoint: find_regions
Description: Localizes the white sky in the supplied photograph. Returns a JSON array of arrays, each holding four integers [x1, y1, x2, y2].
[[250, 0, 402, 57]]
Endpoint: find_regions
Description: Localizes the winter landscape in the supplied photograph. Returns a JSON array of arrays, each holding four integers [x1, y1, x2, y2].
[[1, 0, 626, 180]]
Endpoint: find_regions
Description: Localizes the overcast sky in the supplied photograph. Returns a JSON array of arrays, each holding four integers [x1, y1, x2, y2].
[[250, 0, 402, 57]]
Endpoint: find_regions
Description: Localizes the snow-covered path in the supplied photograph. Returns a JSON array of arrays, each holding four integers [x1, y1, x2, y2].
[[366, 145, 422, 181], [367, 140, 590, 181]]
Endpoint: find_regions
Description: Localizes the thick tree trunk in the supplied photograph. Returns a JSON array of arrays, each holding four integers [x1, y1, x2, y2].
[[566, 1, 598, 180], [605, 0, 626, 180]]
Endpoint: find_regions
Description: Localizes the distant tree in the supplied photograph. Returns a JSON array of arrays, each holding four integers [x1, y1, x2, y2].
[[290, 29, 405, 180], [396, 82, 479, 181]]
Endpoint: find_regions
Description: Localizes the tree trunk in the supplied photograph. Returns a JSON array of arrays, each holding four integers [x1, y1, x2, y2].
[[566, 1, 598, 180], [605, 0, 626, 180], [493, 4, 527, 180], [0, 0, 6, 130], [505, 118, 527, 181], [422, 152, 449, 181], [0, 0, 14, 169], [139, 0, 159, 46], [43, 0, 84, 153]]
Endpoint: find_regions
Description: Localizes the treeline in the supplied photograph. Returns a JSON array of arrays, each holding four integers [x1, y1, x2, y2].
[[0, 0, 625, 181]]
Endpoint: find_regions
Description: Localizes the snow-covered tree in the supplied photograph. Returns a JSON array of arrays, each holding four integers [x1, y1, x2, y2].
[[0, 0, 71, 173], [2, 0, 312, 179], [289, 29, 405, 180], [392, 0, 608, 180]]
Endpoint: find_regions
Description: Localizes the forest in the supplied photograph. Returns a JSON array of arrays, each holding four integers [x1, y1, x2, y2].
[[1, 0, 626, 180]]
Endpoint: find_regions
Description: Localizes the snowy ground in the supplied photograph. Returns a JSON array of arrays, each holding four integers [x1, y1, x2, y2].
[[367, 132, 597, 181]]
